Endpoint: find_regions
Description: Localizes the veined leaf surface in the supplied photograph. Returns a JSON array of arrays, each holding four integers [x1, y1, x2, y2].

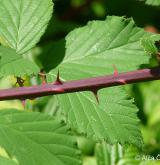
[[0, 46, 39, 77], [0, 0, 53, 54], [0, 109, 82, 165], [47, 16, 151, 147]]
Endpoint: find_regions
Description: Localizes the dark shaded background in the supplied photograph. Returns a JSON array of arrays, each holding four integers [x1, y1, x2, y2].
[[40, 0, 160, 45]]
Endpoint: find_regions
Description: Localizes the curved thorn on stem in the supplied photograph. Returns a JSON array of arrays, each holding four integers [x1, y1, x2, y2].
[[92, 90, 99, 104], [113, 64, 118, 76], [54, 70, 63, 85]]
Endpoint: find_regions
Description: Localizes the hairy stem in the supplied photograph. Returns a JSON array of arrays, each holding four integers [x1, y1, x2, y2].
[[0, 67, 160, 101]]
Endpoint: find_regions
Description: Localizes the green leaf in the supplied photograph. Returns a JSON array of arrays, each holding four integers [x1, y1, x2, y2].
[[0, 156, 18, 165], [95, 142, 153, 165], [141, 34, 160, 55], [143, 0, 160, 6], [58, 88, 143, 147], [48, 16, 150, 80], [0, 0, 53, 54], [0, 46, 39, 77], [0, 0, 53, 76], [95, 141, 123, 165], [0, 109, 82, 165], [47, 16, 150, 147], [95, 141, 111, 165]]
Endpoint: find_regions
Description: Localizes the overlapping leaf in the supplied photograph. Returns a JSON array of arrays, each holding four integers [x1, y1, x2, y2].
[[0, 0, 53, 76], [141, 34, 160, 55], [0, 109, 82, 165], [0, 46, 39, 77], [0, 0, 53, 54], [47, 16, 153, 147]]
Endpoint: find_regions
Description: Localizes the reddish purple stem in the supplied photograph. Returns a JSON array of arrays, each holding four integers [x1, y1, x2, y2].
[[0, 67, 160, 101]]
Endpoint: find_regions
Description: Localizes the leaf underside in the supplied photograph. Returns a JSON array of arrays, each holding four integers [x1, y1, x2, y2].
[[0, 109, 82, 165], [47, 16, 153, 147]]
